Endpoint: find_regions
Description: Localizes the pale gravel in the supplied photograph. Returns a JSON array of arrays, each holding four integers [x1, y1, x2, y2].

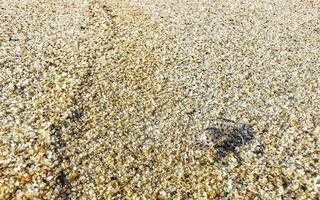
[[0, 0, 319, 199]]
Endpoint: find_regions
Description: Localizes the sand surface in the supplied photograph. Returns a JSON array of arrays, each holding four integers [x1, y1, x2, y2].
[[0, 0, 319, 199]]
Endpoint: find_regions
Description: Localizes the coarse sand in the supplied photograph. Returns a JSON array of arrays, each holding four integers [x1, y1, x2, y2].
[[0, 0, 319, 199]]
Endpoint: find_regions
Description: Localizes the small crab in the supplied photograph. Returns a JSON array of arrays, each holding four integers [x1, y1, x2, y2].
[[194, 118, 255, 156]]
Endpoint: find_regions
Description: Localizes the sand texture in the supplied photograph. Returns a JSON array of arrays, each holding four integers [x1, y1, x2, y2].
[[0, 0, 319, 199]]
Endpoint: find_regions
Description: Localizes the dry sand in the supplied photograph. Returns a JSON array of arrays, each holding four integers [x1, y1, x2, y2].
[[0, 0, 319, 199]]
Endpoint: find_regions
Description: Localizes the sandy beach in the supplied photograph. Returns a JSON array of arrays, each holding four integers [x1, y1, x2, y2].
[[0, 0, 319, 199]]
